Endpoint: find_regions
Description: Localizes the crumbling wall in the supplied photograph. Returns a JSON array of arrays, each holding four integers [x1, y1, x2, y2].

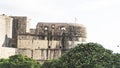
[[36, 23, 86, 41]]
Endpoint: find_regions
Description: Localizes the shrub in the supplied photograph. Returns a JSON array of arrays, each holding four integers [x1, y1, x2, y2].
[[0, 54, 41, 68]]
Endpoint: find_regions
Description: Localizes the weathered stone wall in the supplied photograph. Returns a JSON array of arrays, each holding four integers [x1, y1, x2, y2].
[[26, 19, 30, 33], [18, 39, 48, 49], [0, 47, 62, 63], [11, 16, 30, 47], [17, 23, 86, 49], [17, 34, 61, 49], [11, 16, 28, 34], [36, 23, 87, 41], [0, 47, 16, 58], [16, 48, 32, 58], [16, 48, 61, 61], [0, 14, 13, 47], [30, 29, 36, 34], [0, 47, 62, 64]]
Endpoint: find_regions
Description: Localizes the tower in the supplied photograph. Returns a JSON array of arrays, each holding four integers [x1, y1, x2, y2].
[[11, 16, 30, 47], [0, 14, 13, 47]]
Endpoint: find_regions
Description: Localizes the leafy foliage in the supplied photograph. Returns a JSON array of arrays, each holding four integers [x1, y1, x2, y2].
[[41, 59, 61, 68], [111, 53, 120, 68], [41, 43, 120, 68], [0, 54, 41, 68], [60, 43, 113, 68]]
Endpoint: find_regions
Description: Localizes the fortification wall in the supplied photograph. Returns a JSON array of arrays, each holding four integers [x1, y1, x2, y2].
[[0, 15, 6, 47], [0, 15, 13, 47], [0, 47, 16, 58], [18, 39, 48, 49], [16, 48, 32, 58], [17, 34, 62, 49], [17, 34, 85, 50], [18, 39, 61, 49], [0, 47, 62, 63], [16, 48, 61, 61]]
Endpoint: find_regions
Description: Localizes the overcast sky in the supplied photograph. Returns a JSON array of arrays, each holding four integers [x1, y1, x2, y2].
[[0, 0, 120, 53]]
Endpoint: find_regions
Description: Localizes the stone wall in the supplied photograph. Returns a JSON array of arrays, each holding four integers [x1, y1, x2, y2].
[[0, 14, 13, 47], [17, 34, 62, 49], [0, 47, 16, 58], [16, 48, 32, 58], [0, 47, 62, 63], [11, 16, 30, 47], [17, 22, 87, 50], [16, 48, 61, 61], [11, 16, 28, 34], [35, 23, 87, 41], [30, 29, 36, 34]]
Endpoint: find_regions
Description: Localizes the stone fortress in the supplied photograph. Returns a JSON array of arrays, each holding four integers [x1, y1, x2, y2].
[[0, 14, 86, 63]]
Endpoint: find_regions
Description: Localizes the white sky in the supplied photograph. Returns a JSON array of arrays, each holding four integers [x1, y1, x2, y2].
[[0, 0, 120, 53]]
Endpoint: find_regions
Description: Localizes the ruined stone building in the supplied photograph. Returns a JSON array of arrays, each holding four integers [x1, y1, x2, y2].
[[0, 14, 86, 63]]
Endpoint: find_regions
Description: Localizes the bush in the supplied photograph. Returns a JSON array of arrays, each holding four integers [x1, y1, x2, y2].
[[0, 54, 41, 68], [41, 59, 61, 68]]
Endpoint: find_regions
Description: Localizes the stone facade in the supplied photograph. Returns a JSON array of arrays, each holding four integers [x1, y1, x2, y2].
[[16, 22, 86, 63], [15, 48, 61, 63], [0, 14, 13, 47], [17, 23, 87, 49], [17, 34, 48, 49], [10, 16, 30, 47], [0, 47, 16, 58], [0, 14, 87, 63]]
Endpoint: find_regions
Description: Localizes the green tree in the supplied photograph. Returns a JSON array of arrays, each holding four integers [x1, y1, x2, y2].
[[41, 59, 61, 68], [60, 43, 115, 68], [42, 43, 120, 68], [0, 54, 41, 68], [0, 59, 9, 68], [111, 53, 120, 68]]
